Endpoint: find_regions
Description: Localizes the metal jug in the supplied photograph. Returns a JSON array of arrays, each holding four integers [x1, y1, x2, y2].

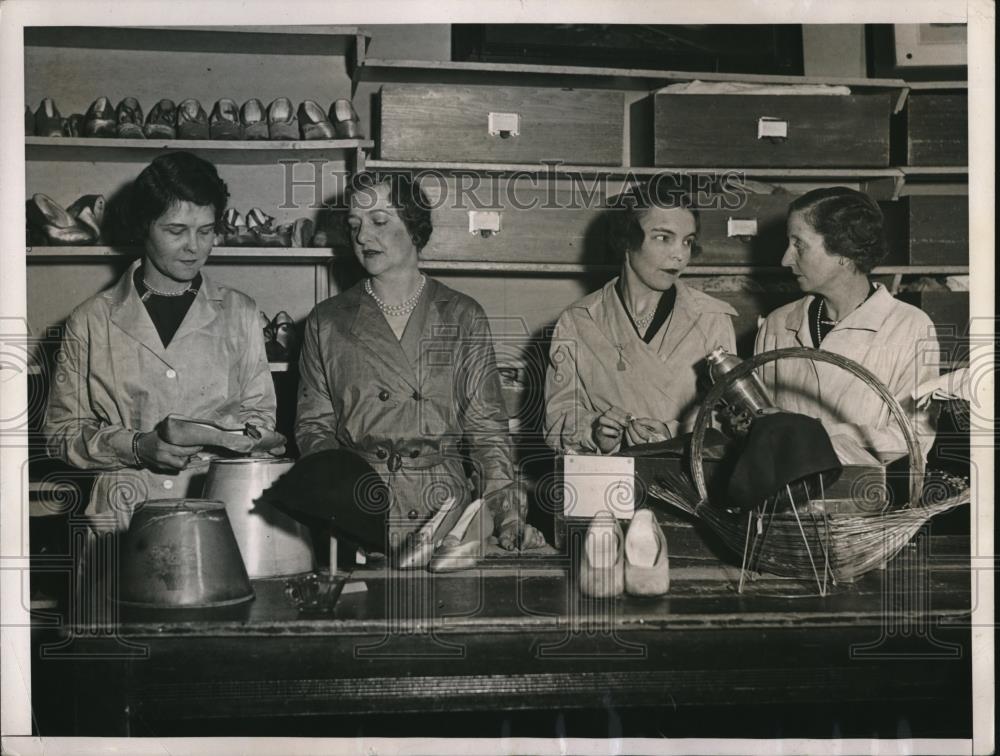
[[118, 498, 254, 608], [203, 458, 316, 578]]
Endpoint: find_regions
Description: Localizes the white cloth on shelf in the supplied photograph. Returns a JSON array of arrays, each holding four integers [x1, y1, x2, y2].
[[657, 80, 851, 96]]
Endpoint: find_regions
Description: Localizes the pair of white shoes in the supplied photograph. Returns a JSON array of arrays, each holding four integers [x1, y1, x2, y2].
[[579, 509, 670, 598]]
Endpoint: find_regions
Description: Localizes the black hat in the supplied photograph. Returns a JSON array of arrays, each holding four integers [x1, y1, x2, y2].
[[256, 449, 390, 552], [726, 412, 842, 512]]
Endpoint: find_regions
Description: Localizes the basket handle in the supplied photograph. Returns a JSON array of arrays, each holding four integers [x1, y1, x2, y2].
[[690, 347, 925, 507]]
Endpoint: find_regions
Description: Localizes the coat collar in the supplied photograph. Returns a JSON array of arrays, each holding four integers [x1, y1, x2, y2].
[[784, 283, 895, 346], [346, 277, 454, 392], [578, 278, 726, 362], [107, 259, 223, 359]]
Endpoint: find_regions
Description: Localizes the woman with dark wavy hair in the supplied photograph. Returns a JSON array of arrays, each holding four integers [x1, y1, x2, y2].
[[544, 180, 737, 453], [45, 152, 282, 533], [296, 171, 544, 551], [755, 187, 940, 461]]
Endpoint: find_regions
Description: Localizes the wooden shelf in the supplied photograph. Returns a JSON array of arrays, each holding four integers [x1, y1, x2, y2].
[[27, 137, 373, 153], [356, 57, 907, 90], [26, 246, 339, 263], [365, 159, 904, 180], [25, 249, 967, 276], [418, 261, 968, 276], [899, 166, 969, 176], [906, 81, 967, 90]]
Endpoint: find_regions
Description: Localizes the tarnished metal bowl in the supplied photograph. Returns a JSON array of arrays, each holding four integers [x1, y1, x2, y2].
[[117, 499, 254, 609], [203, 458, 315, 578]]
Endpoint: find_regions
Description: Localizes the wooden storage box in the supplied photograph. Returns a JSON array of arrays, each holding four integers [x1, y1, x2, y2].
[[898, 291, 970, 365], [379, 84, 625, 165], [653, 93, 894, 167], [905, 195, 969, 266], [420, 175, 611, 263], [695, 192, 794, 265], [905, 92, 968, 166]]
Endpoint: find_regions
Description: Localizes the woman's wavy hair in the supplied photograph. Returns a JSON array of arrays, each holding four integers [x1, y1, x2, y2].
[[128, 152, 229, 243], [788, 187, 888, 274], [607, 177, 701, 263], [344, 171, 433, 250]]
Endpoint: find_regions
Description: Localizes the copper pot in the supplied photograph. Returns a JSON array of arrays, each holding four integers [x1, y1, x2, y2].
[[118, 499, 254, 608], [203, 458, 315, 578]]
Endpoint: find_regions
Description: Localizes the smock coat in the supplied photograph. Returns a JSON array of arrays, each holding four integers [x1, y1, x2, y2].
[[44, 259, 277, 532], [753, 284, 939, 462], [544, 278, 737, 453], [295, 278, 514, 538]]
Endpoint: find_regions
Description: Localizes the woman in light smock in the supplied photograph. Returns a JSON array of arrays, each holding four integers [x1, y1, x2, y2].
[[295, 173, 544, 550], [44, 152, 283, 533], [755, 187, 939, 462], [545, 182, 737, 454]]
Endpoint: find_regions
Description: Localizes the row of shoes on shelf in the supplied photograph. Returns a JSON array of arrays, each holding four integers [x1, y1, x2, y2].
[[218, 208, 315, 248], [27, 97, 362, 140], [26, 193, 106, 245], [261, 311, 298, 362], [579, 509, 670, 598], [27, 191, 318, 248]]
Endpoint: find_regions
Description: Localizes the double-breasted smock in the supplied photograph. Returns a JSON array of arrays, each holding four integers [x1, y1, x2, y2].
[[295, 278, 514, 537], [44, 259, 278, 532], [544, 278, 737, 453], [754, 284, 939, 462]]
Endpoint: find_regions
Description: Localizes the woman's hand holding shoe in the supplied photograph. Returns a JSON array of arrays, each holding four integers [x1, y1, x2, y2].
[[625, 417, 670, 447], [247, 427, 287, 457], [134, 431, 201, 473]]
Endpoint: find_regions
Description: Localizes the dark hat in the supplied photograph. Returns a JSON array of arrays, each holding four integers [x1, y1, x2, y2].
[[255, 449, 390, 552], [726, 412, 842, 512]]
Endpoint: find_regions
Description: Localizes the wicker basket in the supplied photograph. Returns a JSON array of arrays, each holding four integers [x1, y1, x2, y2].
[[651, 347, 970, 589]]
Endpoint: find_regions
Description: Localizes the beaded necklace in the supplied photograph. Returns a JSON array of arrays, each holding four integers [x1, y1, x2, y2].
[[365, 275, 426, 317]]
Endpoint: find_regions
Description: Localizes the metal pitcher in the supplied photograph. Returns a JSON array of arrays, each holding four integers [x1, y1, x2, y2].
[[118, 499, 255, 608], [203, 458, 316, 578]]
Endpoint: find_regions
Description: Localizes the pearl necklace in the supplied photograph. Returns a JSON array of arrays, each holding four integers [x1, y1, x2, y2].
[[142, 278, 192, 297], [632, 308, 655, 332], [365, 275, 426, 317], [815, 298, 839, 346]]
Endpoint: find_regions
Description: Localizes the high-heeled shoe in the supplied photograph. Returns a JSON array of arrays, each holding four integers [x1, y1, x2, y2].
[[297, 100, 335, 140], [27, 194, 97, 245], [34, 98, 64, 137], [62, 113, 84, 137], [210, 98, 242, 140], [428, 498, 490, 572], [144, 99, 177, 138], [66, 195, 106, 240], [624, 508, 670, 596], [177, 98, 210, 140], [579, 510, 624, 598], [396, 496, 461, 570], [241, 98, 269, 140], [246, 207, 283, 246], [329, 98, 362, 139], [267, 97, 298, 140], [115, 97, 145, 139], [25, 106, 34, 136], [271, 311, 297, 359], [83, 96, 116, 138]]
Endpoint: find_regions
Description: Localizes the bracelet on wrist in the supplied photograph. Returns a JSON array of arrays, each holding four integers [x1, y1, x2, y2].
[[131, 431, 143, 469]]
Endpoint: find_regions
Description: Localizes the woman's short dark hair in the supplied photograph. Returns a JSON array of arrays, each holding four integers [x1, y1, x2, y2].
[[607, 177, 701, 262], [345, 171, 433, 250], [788, 187, 887, 274], [129, 152, 229, 243]]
